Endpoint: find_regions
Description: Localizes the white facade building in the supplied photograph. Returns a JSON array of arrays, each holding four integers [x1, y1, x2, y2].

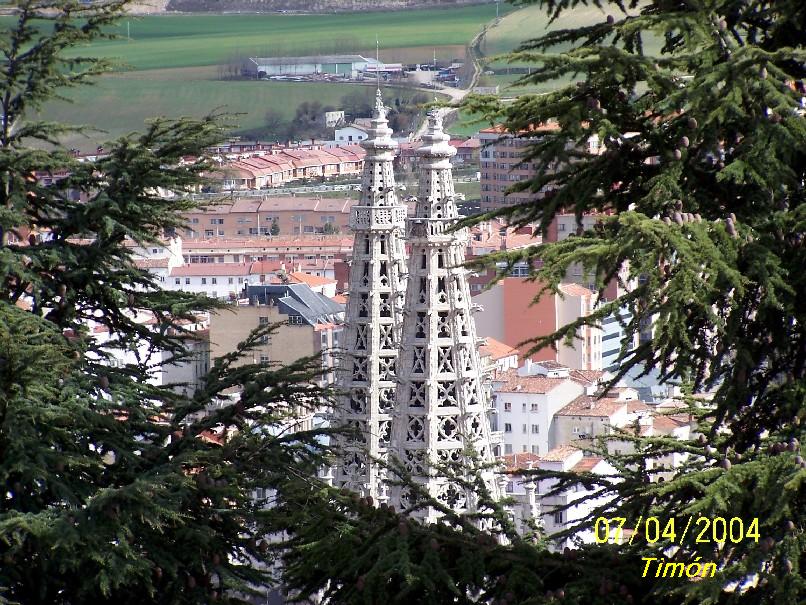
[[491, 361, 587, 457], [334, 125, 370, 145], [165, 264, 253, 299]]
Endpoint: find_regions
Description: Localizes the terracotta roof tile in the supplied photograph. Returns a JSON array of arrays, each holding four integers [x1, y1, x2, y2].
[[500, 452, 541, 472], [558, 282, 595, 297], [135, 258, 170, 269], [540, 444, 580, 462], [288, 272, 336, 287], [572, 457, 602, 472], [556, 395, 627, 417], [569, 369, 606, 386], [494, 369, 567, 394], [479, 337, 518, 361]]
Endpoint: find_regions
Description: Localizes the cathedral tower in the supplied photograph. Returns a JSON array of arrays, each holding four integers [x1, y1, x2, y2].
[[389, 110, 501, 521], [331, 90, 408, 500]]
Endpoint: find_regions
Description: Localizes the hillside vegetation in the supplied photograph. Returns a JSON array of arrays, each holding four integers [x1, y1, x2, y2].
[[167, 0, 487, 13]]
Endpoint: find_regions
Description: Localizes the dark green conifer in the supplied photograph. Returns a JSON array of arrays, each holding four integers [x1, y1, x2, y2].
[[0, 2, 331, 603], [279, 1, 806, 603]]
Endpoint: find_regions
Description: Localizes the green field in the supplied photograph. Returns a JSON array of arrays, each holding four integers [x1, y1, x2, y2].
[[19, 5, 510, 150], [475, 4, 663, 98], [46, 77, 429, 149], [80, 6, 507, 71]]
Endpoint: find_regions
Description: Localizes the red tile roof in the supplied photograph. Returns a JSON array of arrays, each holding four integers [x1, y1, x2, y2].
[[249, 260, 284, 274], [558, 282, 595, 297], [479, 337, 518, 361], [556, 395, 627, 418], [569, 369, 606, 386], [540, 444, 580, 462], [288, 272, 336, 287], [500, 452, 542, 472], [652, 414, 690, 433], [135, 258, 170, 269], [572, 457, 602, 472], [494, 369, 567, 394]]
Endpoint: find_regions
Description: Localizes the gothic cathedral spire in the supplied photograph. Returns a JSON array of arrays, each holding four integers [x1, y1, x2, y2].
[[389, 110, 501, 521], [331, 90, 408, 501]]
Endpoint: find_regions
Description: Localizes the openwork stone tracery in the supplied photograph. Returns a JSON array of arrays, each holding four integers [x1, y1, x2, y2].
[[388, 111, 501, 521], [331, 90, 408, 500]]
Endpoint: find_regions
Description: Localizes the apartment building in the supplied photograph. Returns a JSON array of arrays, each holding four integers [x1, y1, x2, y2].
[[490, 360, 608, 456], [209, 283, 344, 391], [181, 236, 353, 265], [182, 196, 357, 239], [478, 124, 601, 212], [217, 145, 365, 190]]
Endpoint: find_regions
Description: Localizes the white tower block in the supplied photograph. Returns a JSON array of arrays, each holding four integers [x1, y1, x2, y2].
[[389, 110, 501, 521], [331, 90, 408, 500]]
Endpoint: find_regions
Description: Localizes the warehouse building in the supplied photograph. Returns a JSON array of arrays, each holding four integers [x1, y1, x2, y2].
[[249, 55, 382, 78]]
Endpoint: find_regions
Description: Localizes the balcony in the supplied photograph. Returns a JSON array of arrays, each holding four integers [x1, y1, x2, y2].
[[349, 205, 406, 231]]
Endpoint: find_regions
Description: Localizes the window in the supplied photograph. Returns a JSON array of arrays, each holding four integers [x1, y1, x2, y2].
[[210, 218, 224, 225], [504, 423, 512, 433], [205, 230, 214, 237], [522, 403, 527, 412], [201, 278, 207, 285], [504, 402, 512, 412], [531, 424, 539, 434], [259, 316, 269, 325], [191, 217, 199, 224], [531, 445, 539, 454], [218, 230, 224, 236], [288, 315, 304, 325], [151, 248, 159, 254], [185, 278, 190, 285], [504, 444, 513, 454], [522, 424, 527, 434], [211, 278, 217, 285], [522, 445, 528, 452], [553, 512, 564, 525], [174, 278, 180, 285], [228, 277, 234, 284], [259, 354, 269, 363], [531, 403, 539, 411], [572, 426, 581, 434]]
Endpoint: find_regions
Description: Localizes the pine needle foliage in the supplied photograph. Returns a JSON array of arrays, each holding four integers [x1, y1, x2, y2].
[[280, 1, 805, 604], [0, 2, 333, 603]]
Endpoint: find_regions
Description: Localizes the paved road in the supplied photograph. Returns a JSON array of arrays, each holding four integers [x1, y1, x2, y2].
[[411, 22, 491, 140]]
